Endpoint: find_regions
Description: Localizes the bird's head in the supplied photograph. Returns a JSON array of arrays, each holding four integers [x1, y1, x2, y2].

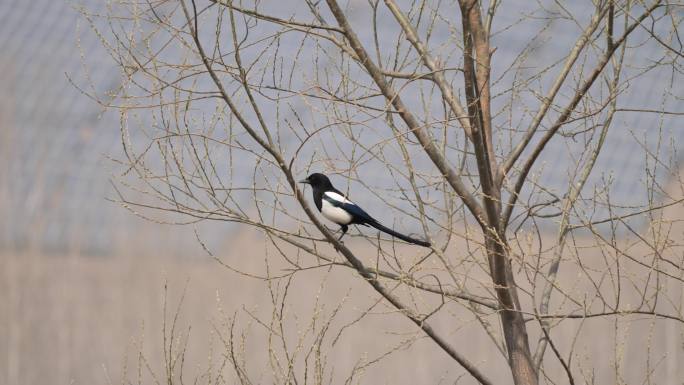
[[299, 173, 333, 189]]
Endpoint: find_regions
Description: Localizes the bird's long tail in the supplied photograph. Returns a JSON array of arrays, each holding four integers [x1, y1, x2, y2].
[[368, 221, 431, 247]]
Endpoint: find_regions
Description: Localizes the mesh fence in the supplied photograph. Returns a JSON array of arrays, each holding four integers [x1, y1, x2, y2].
[[1, 0, 681, 256]]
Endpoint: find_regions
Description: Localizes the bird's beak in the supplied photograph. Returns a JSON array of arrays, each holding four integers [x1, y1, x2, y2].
[[299, 178, 310, 184]]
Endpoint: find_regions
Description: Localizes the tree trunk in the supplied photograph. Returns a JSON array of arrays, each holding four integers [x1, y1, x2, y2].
[[486, 234, 538, 385]]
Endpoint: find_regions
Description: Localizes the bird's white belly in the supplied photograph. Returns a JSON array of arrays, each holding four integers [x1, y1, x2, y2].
[[321, 199, 353, 225]]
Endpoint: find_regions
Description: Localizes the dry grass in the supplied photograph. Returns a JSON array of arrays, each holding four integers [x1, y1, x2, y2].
[[2, 215, 683, 384]]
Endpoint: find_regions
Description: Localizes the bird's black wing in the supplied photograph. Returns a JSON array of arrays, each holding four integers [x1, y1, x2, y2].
[[322, 191, 375, 224], [323, 190, 430, 247], [340, 201, 375, 224]]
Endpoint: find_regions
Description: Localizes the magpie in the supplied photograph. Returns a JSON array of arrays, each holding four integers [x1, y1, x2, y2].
[[300, 173, 431, 247]]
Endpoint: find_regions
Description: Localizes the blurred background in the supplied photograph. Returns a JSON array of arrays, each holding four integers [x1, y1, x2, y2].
[[1, 1, 682, 384]]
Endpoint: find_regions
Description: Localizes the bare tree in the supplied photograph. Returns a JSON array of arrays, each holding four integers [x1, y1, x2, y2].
[[78, 0, 684, 384]]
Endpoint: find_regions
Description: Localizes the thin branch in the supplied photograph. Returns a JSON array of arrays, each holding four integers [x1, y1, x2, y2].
[[384, 0, 473, 140], [502, 1, 664, 228], [324, 0, 488, 229], [502, 5, 608, 178], [211, 0, 344, 33]]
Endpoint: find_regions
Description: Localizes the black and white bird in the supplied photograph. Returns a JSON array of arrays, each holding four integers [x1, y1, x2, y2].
[[300, 173, 431, 247]]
